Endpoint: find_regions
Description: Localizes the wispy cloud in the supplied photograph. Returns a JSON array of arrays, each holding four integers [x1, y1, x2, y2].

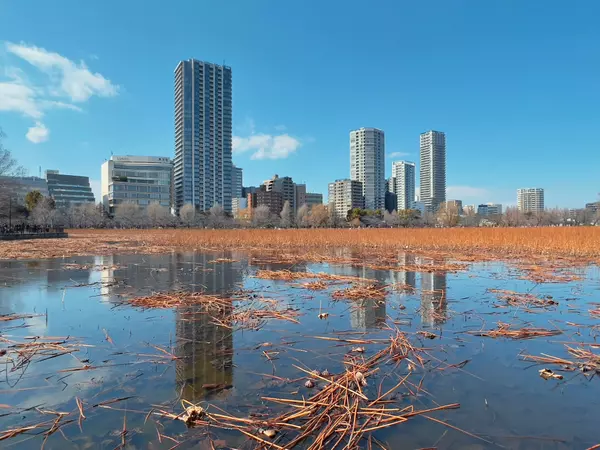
[[1, 41, 119, 143], [26, 121, 49, 143], [6, 42, 118, 101], [387, 151, 410, 159], [233, 133, 302, 160]]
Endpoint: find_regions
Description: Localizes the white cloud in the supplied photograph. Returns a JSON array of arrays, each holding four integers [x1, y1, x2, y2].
[[26, 121, 49, 143], [447, 185, 490, 201], [387, 152, 410, 159], [233, 133, 301, 160], [6, 42, 118, 102], [0, 80, 43, 118], [1, 41, 118, 142]]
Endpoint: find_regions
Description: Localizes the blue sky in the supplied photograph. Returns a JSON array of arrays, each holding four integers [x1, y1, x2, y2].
[[1, 0, 598, 208]]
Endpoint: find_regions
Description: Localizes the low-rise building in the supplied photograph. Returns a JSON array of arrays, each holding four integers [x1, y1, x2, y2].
[[442, 199, 463, 214], [0, 176, 49, 204], [328, 179, 364, 219], [46, 170, 95, 208], [305, 192, 323, 208], [101, 156, 172, 214], [477, 203, 503, 216]]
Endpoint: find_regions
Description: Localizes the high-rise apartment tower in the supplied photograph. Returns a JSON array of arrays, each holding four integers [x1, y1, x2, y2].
[[174, 59, 233, 213], [391, 161, 415, 210], [350, 128, 385, 210], [419, 130, 446, 212], [517, 188, 544, 213]]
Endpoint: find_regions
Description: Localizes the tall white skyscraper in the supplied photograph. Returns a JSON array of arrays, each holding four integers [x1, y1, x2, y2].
[[517, 188, 544, 213], [420, 130, 446, 212], [174, 59, 233, 213], [350, 128, 385, 210], [391, 161, 415, 210]]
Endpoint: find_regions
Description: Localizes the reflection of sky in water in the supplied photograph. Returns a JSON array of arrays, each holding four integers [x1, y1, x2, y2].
[[0, 253, 598, 448]]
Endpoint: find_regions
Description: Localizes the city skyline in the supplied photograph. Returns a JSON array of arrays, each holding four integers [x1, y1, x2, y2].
[[1, 2, 600, 208]]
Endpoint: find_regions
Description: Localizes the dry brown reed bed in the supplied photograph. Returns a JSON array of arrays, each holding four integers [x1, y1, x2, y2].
[[2, 228, 600, 263], [122, 292, 301, 330], [468, 322, 562, 340], [521, 345, 600, 377], [155, 330, 471, 449], [255, 270, 374, 283], [0, 333, 90, 385], [123, 292, 230, 309], [332, 285, 387, 301], [488, 289, 559, 309]]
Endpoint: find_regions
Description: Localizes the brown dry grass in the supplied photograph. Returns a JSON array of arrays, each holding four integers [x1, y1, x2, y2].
[[1, 227, 599, 262]]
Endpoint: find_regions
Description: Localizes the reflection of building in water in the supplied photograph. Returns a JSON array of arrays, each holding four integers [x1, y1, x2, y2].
[[420, 271, 447, 326], [99, 252, 245, 297], [175, 304, 234, 402], [350, 299, 386, 330], [387, 253, 416, 288], [97, 252, 243, 402]]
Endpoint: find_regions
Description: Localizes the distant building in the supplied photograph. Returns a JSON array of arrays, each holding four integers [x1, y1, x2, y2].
[[101, 156, 172, 214], [585, 202, 599, 214], [517, 188, 544, 213], [231, 165, 243, 199], [413, 201, 426, 215], [242, 186, 259, 198], [477, 203, 502, 216], [264, 174, 295, 210], [463, 204, 476, 215], [294, 183, 307, 209], [420, 130, 446, 212], [305, 192, 323, 208], [350, 128, 385, 210], [391, 161, 415, 210], [174, 59, 232, 213], [328, 179, 364, 219], [45, 170, 95, 208], [442, 199, 463, 214], [0, 176, 49, 204], [232, 197, 247, 217], [385, 191, 397, 213], [256, 189, 284, 214]]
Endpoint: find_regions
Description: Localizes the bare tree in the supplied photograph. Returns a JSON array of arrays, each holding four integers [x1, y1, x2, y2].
[[280, 201, 292, 228], [180, 203, 196, 227], [146, 202, 170, 227], [296, 204, 309, 228], [71, 203, 104, 228], [114, 201, 142, 228], [252, 205, 274, 228], [30, 197, 57, 227], [0, 128, 24, 177], [207, 203, 228, 228], [502, 207, 523, 227], [307, 204, 329, 228], [383, 210, 399, 227], [436, 204, 460, 227]]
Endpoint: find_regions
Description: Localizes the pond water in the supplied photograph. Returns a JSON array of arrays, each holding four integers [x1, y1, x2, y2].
[[0, 251, 598, 449]]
